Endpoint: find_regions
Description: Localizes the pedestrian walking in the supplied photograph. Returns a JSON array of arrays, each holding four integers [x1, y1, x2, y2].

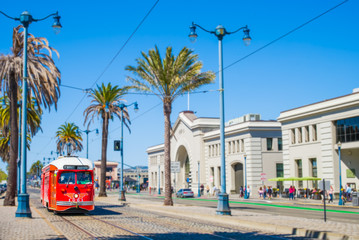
[[206, 185, 210, 197], [213, 186, 217, 196], [239, 186, 244, 198], [247, 185, 251, 199], [200, 184, 204, 195], [289, 186, 295, 200], [258, 187, 263, 199], [328, 186, 334, 203], [263, 185, 267, 200], [267, 186, 272, 200]]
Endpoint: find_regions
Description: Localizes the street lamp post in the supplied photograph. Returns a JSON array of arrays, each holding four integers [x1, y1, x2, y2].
[[244, 154, 248, 199], [136, 168, 141, 193], [338, 141, 343, 205], [198, 161, 201, 197], [118, 102, 138, 201], [189, 22, 251, 215], [79, 128, 99, 159], [158, 164, 161, 195], [0, 10, 61, 218], [17, 101, 21, 195]]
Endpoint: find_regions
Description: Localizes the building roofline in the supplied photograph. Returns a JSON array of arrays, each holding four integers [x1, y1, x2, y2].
[[280, 91, 359, 114]]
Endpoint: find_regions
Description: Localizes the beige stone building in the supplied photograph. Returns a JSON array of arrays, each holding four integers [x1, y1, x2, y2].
[[147, 112, 283, 195], [278, 90, 359, 192]]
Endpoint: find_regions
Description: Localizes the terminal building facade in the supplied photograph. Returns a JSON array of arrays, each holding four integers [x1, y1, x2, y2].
[[147, 112, 283, 195], [278, 91, 359, 192], [147, 90, 359, 195]]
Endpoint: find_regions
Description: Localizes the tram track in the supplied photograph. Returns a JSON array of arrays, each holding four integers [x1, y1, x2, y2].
[[29, 188, 292, 240]]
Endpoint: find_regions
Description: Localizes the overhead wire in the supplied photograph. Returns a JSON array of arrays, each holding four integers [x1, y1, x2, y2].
[[38, 0, 348, 156], [36, 0, 160, 156], [221, 0, 349, 72]]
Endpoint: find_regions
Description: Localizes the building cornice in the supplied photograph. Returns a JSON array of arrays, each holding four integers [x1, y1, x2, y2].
[[203, 121, 281, 140], [278, 92, 359, 122]]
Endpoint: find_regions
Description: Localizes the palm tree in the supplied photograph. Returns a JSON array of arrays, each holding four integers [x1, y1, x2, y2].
[[29, 160, 43, 177], [125, 46, 215, 206], [0, 25, 60, 206], [84, 83, 130, 197], [56, 123, 83, 156]]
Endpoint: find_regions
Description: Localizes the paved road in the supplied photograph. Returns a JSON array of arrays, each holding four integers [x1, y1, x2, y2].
[[127, 193, 359, 224], [26, 188, 305, 240]]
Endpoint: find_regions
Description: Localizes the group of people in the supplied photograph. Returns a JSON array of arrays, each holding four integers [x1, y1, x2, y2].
[[238, 186, 251, 198], [258, 186, 274, 200]]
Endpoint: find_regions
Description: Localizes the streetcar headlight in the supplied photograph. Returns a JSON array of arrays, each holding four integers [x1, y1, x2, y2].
[[74, 193, 79, 199]]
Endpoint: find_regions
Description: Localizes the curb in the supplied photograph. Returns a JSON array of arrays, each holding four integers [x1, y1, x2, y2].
[[124, 201, 359, 240]]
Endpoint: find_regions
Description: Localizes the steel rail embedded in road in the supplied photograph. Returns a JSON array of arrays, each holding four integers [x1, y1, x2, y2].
[[59, 214, 154, 240], [88, 215, 154, 240]]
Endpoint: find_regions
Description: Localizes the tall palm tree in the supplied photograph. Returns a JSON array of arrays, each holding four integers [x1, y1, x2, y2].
[[56, 123, 83, 156], [83, 83, 130, 197], [0, 25, 60, 206], [29, 160, 43, 177], [125, 46, 215, 206]]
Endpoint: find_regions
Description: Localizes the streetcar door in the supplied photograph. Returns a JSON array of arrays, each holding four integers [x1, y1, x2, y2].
[[49, 171, 56, 208]]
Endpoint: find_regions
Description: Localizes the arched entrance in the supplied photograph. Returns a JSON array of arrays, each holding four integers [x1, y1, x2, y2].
[[175, 146, 191, 189], [231, 162, 243, 193]]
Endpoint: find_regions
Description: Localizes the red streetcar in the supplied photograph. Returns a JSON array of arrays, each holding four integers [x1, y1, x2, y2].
[[41, 156, 95, 213]]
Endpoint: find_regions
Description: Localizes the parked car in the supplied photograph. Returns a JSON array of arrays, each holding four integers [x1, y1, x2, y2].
[[176, 188, 194, 198]]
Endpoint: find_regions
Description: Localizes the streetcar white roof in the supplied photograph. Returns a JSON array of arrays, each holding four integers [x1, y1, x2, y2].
[[46, 156, 94, 170]]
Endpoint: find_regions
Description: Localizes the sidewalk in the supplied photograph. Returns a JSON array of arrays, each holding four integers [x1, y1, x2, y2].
[[0, 196, 65, 240], [98, 192, 359, 240]]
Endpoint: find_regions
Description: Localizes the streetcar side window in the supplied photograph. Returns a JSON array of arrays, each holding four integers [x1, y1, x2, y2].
[[58, 172, 75, 184], [77, 171, 92, 184]]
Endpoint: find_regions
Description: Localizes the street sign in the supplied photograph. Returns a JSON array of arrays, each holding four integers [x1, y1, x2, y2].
[[186, 177, 192, 183], [171, 162, 180, 173]]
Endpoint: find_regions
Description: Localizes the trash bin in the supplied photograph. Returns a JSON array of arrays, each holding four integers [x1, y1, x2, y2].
[[352, 192, 359, 206]]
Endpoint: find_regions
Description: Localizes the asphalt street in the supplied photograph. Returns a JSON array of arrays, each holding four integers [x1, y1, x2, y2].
[[127, 192, 359, 224]]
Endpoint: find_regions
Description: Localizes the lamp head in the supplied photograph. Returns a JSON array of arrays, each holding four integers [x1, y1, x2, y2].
[[134, 102, 139, 112], [242, 27, 251, 46], [188, 23, 198, 43], [338, 141, 342, 148], [215, 25, 226, 38], [20, 11, 33, 27], [52, 12, 62, 35]]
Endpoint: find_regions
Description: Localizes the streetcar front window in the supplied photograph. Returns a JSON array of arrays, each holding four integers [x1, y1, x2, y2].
[[77, 171, 92, 184], [59, 172, 75, 184]]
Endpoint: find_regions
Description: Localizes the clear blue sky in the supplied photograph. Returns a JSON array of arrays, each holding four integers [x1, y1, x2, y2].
[[0, 0, 358, 173]]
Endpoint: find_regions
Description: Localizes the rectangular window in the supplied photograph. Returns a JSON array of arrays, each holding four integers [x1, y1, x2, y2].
[[278, 138, 283, 151], [312, 125, 317, 141], [276, 163, 284, 178], [240, 139, 244, 152], [291, 129, 296, 144], [228, 142, 231, 154], [236, 140, 240, 153], [295, 159, 303, 187], [310, 158, 317, 177], [266, 138, 273, 151], [305, 126, 309, 142], [310, 158, 318, 188], [336, 116, 359, 143]]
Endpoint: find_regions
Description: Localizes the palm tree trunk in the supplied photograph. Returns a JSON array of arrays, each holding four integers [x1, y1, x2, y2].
[[163, 101, 173, 206], [98, 113, 108, 197], [4, 75, 18, 206]]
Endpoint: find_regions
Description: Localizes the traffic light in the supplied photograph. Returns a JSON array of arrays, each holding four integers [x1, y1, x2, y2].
[[114, 140, 121, 151]]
